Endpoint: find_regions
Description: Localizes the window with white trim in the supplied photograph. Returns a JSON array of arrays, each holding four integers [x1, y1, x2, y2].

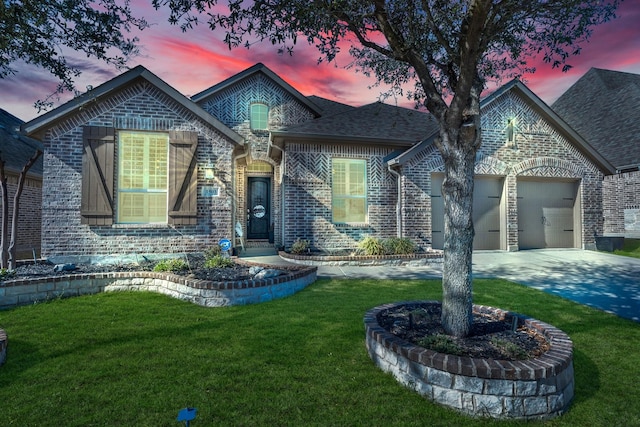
[[332, 158, 367, 223], [117, 131, 169, 223], [250, 103, 269, 131]]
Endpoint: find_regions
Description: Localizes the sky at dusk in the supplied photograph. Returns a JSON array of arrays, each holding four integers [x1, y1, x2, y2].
[[2, 1, 640, 122]]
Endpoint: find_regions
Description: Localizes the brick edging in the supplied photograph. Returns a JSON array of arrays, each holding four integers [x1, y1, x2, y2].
[[364, 301, 575, 419], [0, 328, 6, 367], [0, 265, 318, 310], [279, 250, 443, 266]]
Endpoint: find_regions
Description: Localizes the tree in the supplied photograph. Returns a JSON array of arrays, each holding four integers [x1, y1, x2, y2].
[[156, 0, 620, 337], [0, 150, 42, 270], [0, 0, 148, 110]]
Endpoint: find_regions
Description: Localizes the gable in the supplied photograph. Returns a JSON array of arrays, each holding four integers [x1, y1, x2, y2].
[[22, 66, 242, 146], [193, 63, 321, 130]]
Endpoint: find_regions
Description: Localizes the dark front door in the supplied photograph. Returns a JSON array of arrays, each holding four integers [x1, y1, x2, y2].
[[247, 177, 270, 239]]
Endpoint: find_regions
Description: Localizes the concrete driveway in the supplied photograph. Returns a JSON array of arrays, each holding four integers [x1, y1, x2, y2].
[[472, 249, 640, 322], [312, 249, 640, 322]]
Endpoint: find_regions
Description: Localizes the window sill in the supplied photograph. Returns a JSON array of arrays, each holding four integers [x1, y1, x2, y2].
[[111, 223, 170, 229], [334, 222, 371, 228]]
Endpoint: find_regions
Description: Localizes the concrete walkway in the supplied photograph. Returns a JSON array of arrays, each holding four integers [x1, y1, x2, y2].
[[240, 248, 640, 322]]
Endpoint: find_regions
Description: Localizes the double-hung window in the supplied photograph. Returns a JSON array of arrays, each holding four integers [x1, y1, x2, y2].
[[117, 131, 169, 223], [332, 158, 367, 223]]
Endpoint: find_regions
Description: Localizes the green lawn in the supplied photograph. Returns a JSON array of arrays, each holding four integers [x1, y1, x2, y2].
[[613, 238, 640, 259], [1, 278, 639, 426]]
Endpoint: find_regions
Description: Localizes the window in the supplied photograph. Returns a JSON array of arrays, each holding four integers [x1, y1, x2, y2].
[[250, 103, 269, 131], [332, 158, 367, 223], [117, 131, 169, 223], [82, 127, 198, 226]]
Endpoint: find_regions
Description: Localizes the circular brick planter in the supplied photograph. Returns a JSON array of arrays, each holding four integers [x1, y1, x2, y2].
[[364, 301, 574, 420], [0, 328, 7, 367]]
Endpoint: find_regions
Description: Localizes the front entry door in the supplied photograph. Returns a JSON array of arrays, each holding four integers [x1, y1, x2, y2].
[[247, 177, 270, 239]]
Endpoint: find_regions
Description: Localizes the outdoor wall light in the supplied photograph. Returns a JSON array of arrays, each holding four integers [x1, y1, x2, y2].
[[203, 163, 215, 180]]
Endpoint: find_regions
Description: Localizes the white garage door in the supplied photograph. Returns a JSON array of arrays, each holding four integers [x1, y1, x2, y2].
[[431, 174, 504, 250], [517, 179, 579, 249]]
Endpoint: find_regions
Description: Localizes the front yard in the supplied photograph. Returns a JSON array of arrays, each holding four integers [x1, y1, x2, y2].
[[1, 278, 639, 426]]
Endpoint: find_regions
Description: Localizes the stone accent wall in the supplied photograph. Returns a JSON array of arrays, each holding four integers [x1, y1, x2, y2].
[[0, 173, 42, 257], [402, 92, 604, 251], [0, 262, 317, 310], [365, 301, 574, 420], [40, 81, 236, 261], [603, 171, 640, 235], [281, 143, 399, 251]]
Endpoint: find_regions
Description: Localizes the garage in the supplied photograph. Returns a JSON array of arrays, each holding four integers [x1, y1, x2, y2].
[[517, 179, 580, 249], [431, 174, 505, 250]]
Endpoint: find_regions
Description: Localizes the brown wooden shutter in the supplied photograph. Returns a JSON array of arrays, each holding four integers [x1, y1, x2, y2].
[[81, 126, 115, 225], [168, 131, 198, 225]]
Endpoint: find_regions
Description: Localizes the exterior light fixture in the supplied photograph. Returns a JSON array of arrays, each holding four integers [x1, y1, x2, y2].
[[204, 163, 215, 180]]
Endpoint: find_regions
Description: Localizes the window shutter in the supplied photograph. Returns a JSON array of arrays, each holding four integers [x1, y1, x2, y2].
[[81, 126, 115, 225], [168, 131, 198, 225]]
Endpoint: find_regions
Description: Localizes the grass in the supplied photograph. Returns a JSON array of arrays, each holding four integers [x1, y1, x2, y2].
[[1, 278, 639, 426], [613, 238, 640, 259]]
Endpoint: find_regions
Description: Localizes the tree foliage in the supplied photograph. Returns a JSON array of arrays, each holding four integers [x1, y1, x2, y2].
[[0, 0, 148, 110], [158, 0, 619, 336]]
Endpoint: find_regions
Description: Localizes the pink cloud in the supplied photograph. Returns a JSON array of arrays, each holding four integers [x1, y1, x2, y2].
[[2, 0, 640, 121]]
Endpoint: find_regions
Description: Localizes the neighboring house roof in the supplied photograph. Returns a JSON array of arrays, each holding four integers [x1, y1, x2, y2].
[[272, 101, 437, 146], [192, 62, 323, 118], [21, 66, 243, 146], [552, 68, 640, 171], [389, 79, 616, 175], [0, 109, 43, 176]]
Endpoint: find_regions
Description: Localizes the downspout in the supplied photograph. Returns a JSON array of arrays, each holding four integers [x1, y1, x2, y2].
[[387, 163, 403, 238], [232, 147, 249, 250], [269, 139, 285, 248]]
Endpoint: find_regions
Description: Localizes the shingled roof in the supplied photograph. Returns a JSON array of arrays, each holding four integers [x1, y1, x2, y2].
[[0, 109, 43, 176], [552, 68, 640, 171], [272, 101, 437, 146]]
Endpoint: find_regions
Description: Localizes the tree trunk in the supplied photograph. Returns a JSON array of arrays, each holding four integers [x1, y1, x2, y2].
[[437, 91, 481, 335], [0, 159, 8, 269], [8, 150, 42, 270]]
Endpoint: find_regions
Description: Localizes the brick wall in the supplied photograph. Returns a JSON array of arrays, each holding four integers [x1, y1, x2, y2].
[[603, 171, 640, 234], [0, 172, 42, 258], [282, 143, 398, 251], [401, 91, 604, 251], [40, 81, 236, 262]]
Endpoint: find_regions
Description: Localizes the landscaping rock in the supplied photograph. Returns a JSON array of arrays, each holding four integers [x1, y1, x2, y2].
[[253, 268, 283, 280]]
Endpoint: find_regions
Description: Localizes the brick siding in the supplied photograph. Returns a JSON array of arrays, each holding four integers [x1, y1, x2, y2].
[[401, 91, 604, 251], [40, 81, 236, 262], [0, 172, 42, 258], [603, 171, 640, 234]]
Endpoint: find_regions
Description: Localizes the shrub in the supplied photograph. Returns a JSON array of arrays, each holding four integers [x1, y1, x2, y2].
[[204, 245, 222, 260], [153, 258, 188, 273], [204, 255, 235, 268], [418, 334, 463, 356], [290, 238, 310, 255], [358, 236, 385, 256], [383, 237, 417, 255], [490, 337, 529, 360], [0, 268, 15, 280]]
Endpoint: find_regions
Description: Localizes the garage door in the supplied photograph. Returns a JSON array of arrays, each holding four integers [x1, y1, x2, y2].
[[431, 174, 504, 250], [517, 180, 578, 249]]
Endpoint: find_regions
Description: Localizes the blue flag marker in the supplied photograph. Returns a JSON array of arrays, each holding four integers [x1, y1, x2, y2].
[[177, 407, 196, 426]]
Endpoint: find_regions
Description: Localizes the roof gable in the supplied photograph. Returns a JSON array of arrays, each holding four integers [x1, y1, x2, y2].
[[191, 63, 322, 118], [389, 79, 615, 174], [552, 68, 640, 170], [21, 66, 242, 145]]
